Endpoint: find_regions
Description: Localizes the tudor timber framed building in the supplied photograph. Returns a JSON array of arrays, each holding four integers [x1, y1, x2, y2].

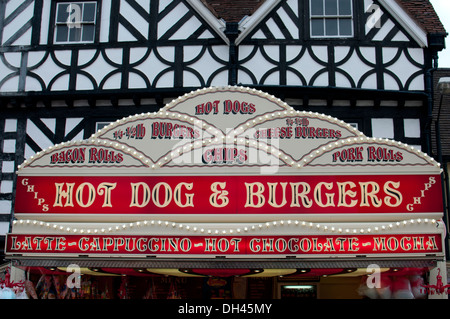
[[0, 0, 448, 299]]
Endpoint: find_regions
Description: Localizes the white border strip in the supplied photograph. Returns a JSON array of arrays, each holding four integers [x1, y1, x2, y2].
[[378, 0, 428, 48]]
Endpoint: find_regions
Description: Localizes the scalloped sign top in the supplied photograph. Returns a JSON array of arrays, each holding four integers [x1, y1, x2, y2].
[[18, 86, 440, 176]]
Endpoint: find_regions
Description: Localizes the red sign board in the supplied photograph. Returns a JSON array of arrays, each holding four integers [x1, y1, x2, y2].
[[15, 174, 442, 216], [5, 233, 442, 256]]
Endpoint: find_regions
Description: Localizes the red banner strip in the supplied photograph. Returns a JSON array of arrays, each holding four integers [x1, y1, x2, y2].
[[15, 175, 442, 215], [6, 234, 442, 256]]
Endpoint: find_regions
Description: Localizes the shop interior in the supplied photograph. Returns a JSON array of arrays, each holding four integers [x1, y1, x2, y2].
[[0, 264, 430, 299]]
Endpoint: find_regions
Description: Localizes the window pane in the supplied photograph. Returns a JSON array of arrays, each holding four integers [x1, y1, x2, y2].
[[69, 27, 82, 42], [83, 3, 96, 22], [338, 0, 352, 15], [325, 0, 338, 15], [82, 24, 95, 41], [55, 25, 68, 42], [56, 3, 70, 23], [325, 18, 338, 36], [311, 0, 324, 15], [339, 18, 352, 35], [311, 19, 324, 36], [54, 2, 98, 43]]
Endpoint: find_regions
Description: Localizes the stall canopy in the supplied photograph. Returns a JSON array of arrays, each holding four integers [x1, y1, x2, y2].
[[5, 86, 446, 272]]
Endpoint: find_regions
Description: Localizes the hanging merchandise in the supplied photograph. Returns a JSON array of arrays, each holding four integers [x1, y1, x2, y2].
[[410, 275, 427, 299], [53, 275, 64, 299], [376, 275, 393, 299], [0, 267, 25, 299], [356, 276, 378, 299], [81, 276, 91, 299], [36, 275, 50, 299], [392, 277, 414, 299], [167, 279, 181, 299], [58, 275, 79, 300], [101, 285, 110, 299], [118, 276, 129, 299], [357, 272, 428, 299], [24, 273, 38, 299], [143, 278, 156, 299]]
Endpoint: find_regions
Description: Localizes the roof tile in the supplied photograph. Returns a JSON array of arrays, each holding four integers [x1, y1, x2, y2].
[[395, 0, 447, 34], [201, 0, 265, 22]]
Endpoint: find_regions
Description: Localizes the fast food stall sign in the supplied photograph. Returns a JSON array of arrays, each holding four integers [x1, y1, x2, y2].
[[13, 86, 443, 224]]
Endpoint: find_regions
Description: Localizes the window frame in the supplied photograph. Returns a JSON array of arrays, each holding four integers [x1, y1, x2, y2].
[[309, 0, 354, 39], [51, 0, 100, 45]]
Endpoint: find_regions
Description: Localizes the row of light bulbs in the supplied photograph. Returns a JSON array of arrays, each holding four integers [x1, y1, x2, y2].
[[13, 218, 438, 235], [18, 125, 440, 171], [18, 107, 360, 169], [19, 136, 441, 171]]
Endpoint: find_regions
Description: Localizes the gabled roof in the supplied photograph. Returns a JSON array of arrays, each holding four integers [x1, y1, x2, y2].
[[189, 0, 446, 47]]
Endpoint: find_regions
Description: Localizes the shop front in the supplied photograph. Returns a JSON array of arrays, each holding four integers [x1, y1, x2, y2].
[[3, 87, 447, 299]]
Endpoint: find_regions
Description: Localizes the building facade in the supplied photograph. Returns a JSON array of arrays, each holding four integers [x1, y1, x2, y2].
[[0, 0, 448, 299]]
